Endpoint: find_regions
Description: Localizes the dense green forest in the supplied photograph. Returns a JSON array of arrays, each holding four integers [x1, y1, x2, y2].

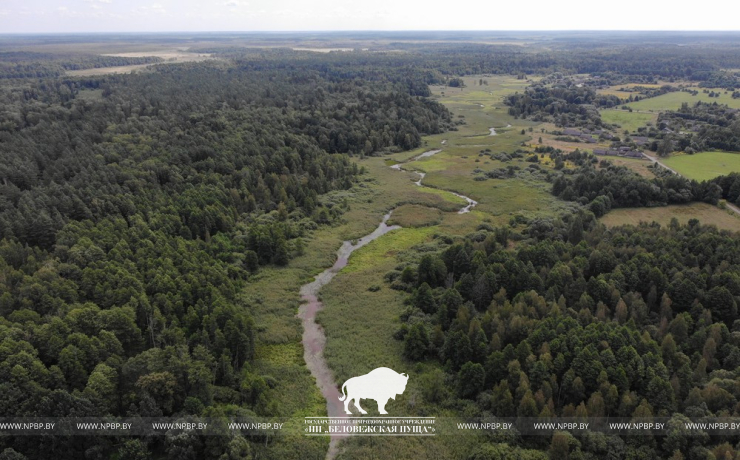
[[0, 56, 450, 459], [396, 211, 740, 459], [504, 83, 622, 126], [2, 35, 740, 460], [196, 42, 740, 85]]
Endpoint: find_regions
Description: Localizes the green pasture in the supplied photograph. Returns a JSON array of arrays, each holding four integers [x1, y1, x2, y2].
[[600, 109, 657, 132], [626, 89, 740, 111], [661, 151, 740, 181]]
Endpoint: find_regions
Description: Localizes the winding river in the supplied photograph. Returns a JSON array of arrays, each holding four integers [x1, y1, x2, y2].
[[297, 213, 400, 458], [397, 149, 478, 214], [297, 149, 477, 459]]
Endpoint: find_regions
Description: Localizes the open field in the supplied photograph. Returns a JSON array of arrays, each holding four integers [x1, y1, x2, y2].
[[600, 202, 740, 231], [626, 89, 740, 111], [598, 155, 656, 178], [532, 121, 611, 153], [600, 109, 657, 132], [661, 151, 740, 181], [66, 49, 215, 76], [66, 64, 157, 76]]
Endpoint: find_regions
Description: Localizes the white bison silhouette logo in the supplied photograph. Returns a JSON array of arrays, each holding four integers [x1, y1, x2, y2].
[[338, 367, 409, 415]]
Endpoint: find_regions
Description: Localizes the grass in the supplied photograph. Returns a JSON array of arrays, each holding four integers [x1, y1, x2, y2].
[[626, 89, 740, 111], [312, 75, 565, 458], [532, 122, 612, 154], [600, 202, 740, 231], [242, 140, 477, 458], [661, 151, 740, 181], [600, 109, 657, 132], [598, 156, 655, 178], [387, 204, 443, 228], [75, 89, 104, 101], [318, 219, 490, 460], [319, 226, 432, 381]]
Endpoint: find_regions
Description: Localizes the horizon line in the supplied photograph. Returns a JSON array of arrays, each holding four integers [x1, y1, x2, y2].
[[2, 29, 740, 36]]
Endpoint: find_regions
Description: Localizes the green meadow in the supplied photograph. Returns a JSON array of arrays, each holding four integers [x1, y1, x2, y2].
[[626, 89, 740, 111], [599, 155, 655, 178], [600, 109, 657, 132], [661, 151, 740, 181], [600, 202, 740, 231]]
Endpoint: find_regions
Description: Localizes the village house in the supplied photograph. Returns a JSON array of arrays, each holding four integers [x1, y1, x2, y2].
[[580, 134, 597, 143]]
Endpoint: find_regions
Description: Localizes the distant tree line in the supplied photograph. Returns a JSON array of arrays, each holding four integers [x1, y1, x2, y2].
[[199, 44, 740, 83], [0, 52, 164, 79]]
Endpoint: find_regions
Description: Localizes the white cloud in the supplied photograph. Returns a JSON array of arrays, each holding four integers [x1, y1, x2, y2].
[[132, 2, 166, 15]]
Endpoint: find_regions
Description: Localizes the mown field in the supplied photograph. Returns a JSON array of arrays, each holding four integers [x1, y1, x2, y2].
[[600, 109, 657, 132], [626, 89, 740, 111], [600, 202, 740, 231], [661, 151, 740, 181]]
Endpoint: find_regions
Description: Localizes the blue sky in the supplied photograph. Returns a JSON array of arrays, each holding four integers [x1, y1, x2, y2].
[[0, 0, 739, 33]]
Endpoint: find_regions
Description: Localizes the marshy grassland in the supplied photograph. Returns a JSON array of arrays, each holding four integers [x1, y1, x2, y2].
[[313, 76, 576, 458]]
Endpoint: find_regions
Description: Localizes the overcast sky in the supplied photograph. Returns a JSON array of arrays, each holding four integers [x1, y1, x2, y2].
[[1, 0, 739, 33]]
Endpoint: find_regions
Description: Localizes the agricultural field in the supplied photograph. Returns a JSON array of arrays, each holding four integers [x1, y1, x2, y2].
[[600, 202, 740, 231], [661, 151, 740, 181], [626, 89, 740, 111], [600, 109, 657, 132]]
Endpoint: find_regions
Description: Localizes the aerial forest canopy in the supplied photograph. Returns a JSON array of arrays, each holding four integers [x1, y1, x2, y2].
[[1, 36, 740, 460], [0, 55, 451, 459], [396, 216, 740, 458]]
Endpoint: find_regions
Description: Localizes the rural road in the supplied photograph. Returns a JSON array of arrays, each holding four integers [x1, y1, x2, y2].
[[643, 153, 740, 217]]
